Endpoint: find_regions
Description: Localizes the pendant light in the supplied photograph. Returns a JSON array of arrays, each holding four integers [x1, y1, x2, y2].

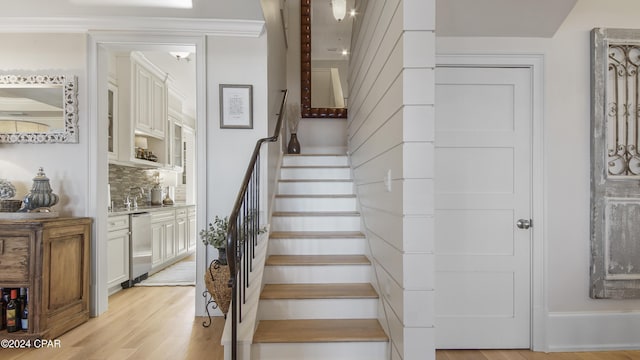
[[331, 0, 347, 22]]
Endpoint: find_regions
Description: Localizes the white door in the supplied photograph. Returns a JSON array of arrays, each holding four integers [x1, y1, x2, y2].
[[435, 66, 532, 349]]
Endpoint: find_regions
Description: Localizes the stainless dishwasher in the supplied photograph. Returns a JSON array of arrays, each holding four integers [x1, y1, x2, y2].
[[122, 212, 152, 288]]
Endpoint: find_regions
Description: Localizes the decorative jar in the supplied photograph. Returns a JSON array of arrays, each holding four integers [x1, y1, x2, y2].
[[23, 167, 59, 211]]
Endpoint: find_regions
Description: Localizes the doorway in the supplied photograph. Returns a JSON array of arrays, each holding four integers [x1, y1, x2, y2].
[[433, 57, 544, 349], [88, 33, 207, 317]]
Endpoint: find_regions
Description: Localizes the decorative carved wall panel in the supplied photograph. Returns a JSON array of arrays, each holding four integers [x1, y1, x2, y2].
[[591, 28, 640, 298]]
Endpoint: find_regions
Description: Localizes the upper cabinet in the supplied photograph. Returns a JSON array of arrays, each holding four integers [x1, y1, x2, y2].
[[108, 81, 118, 161], [132, 52, 167, 139], [109, 51, 194, 171], [166, 86, 185, 172], [113, 52, 168, 168]]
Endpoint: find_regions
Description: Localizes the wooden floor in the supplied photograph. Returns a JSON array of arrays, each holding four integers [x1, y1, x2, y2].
[[3, 285, 640, 359], [3, 286, 224, 360]]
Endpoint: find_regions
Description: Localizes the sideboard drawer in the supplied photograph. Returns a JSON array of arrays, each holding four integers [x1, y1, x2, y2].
[[0, 235, 30, 283]]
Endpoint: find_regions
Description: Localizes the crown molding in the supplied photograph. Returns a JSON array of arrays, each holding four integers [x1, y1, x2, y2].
[[0, 17, 265, 37]]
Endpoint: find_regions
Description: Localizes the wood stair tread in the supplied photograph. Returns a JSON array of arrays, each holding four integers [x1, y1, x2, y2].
[[272, 211, 360, 217], [253, 319, 388, 343], [260, 283, 378, 299], [266, 255, 370, 266], [270, 231, 365, 239]]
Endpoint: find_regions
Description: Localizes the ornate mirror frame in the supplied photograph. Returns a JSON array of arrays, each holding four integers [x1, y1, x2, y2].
[[300, 0, 348, 118], [0, 74, 78, 144]]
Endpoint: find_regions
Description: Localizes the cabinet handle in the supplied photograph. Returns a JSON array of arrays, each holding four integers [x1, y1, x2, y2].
[[0, 239, 3, 255]]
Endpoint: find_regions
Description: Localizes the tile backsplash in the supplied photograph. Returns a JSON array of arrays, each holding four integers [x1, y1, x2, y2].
[[108, 164, 161, 207], [108, 164, 186, 207]]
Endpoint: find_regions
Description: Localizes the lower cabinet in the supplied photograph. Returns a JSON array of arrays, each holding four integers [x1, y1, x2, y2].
[[109, 205, 195, 279], [0, 217, 91, 340], [107, 215, 130, 294], [176, 208, 188, 256], [164, 220, 176, 261], [151, 210, 175, 271], [187, 206, 196, 250]]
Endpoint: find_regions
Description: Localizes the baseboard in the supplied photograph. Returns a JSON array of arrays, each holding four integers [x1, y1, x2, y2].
[[546, 311, 640, 351]]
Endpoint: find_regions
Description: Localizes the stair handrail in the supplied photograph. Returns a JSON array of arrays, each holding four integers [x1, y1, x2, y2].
[[226, 89, 288, 360]]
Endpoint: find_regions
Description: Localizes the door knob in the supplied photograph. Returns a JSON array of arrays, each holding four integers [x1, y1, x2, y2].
[[516, 219, 532, 229]]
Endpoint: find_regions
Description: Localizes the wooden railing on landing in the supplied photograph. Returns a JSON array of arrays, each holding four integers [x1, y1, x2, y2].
[[226, 89, 288, 360]]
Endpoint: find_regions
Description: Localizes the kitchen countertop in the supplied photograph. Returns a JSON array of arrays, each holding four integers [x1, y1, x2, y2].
[[108, 203, 195, 216]]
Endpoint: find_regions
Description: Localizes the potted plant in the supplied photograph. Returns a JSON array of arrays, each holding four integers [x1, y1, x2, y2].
[[199, 212, 267, 265], [199, 215, 231, 316], [199, 213, 266, 317], [199, 215, 229, 265]]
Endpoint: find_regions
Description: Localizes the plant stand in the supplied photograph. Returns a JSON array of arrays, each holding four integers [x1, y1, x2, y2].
[[202, 260, 232, 327]]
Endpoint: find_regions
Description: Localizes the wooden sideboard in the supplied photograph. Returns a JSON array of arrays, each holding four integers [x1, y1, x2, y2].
[[0, 217, 92, 340]]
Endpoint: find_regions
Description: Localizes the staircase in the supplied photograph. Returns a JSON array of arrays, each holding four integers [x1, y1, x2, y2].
[[251, 154, 388, 360]]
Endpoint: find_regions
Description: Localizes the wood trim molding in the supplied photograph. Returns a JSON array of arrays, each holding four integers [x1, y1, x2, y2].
[[0, 17, 265, 37]]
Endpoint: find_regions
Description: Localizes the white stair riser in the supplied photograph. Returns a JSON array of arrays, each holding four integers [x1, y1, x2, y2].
[[267, 238, 366, 256], [281, 167, 351, 180], [271, 216, 361, 232], [274, 197, 357, 212], [258, 298, 378, 320], [283, 156, 348, 167], [264, 265, 371, 284], [278, 181, 354, 195], [251, 342, 388, 360]]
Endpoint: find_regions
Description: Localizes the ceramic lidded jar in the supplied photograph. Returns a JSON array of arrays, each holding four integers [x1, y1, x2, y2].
[[23, 167, 59, 211]]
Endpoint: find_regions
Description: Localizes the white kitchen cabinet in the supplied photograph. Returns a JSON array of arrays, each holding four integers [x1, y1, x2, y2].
[[187, 206, 196, 250], [151, 220, 164, 269], [166, 85, 184, 171], [113, 52, 167, 169], [132, 52, 166, 139], [107, 215, 129, 295], [164, 220, 176, 261], [176, 208, 188, 256], [151, 209, 176, 272], [108, 81, 118, 161], [166, 118, 183, 171]]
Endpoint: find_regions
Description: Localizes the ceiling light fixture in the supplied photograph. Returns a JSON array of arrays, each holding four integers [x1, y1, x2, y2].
[[170, 51, 191, 61], [331, 0, 347, 22], [349, 9, 356, 17]]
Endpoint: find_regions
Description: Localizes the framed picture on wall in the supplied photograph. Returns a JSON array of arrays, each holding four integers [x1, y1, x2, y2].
[[219, 84, 253, 129]]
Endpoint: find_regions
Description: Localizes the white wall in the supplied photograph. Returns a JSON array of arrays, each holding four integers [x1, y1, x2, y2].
[[348, 1, 435, 360], [261, 0, 288, 215], [206, 34, 269, 267], [437, 0, 640, 351], [0, 33, 88, 217]]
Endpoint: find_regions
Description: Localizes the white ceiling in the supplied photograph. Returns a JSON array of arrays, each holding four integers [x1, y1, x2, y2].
[[436, 0, 578, 37], [311, 0, 356, 61], [312, 0, 577, 62]]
